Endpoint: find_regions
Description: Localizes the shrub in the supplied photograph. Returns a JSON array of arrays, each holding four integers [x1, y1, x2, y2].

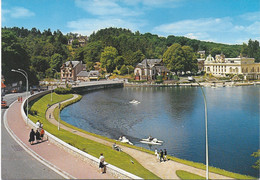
[[54, 87, 72, 94], [155, 80, 163, 84]]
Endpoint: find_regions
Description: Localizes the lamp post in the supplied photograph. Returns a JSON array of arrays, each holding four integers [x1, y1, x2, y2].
[[12, 69, 29, 125], [189, 77, 209, 179]]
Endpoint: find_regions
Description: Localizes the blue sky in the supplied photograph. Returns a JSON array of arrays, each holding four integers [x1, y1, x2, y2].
[[1, 0, 260, 44]]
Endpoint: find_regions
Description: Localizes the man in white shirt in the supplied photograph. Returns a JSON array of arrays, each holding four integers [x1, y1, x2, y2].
[[99, 153, 106, 173], [36, 120, 40, 129]]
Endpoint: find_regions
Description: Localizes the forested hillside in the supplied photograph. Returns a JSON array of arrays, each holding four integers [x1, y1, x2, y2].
[[2, 27, 259, 84]]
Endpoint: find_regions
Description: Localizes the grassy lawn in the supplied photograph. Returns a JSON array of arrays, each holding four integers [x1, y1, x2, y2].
[[29, 93, 160, 179], [176, 170, 205, 179]]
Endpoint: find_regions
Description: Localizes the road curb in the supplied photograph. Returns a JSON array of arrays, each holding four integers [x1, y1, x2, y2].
[[3, 100, 75, 179]]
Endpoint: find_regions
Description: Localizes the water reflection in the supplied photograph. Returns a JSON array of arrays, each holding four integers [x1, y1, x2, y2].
[[61, 86, 259, 177]]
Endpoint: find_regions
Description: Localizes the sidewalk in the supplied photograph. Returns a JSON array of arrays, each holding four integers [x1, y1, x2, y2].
[[5, 99, 115, 179], [46, 95, 233, 179]]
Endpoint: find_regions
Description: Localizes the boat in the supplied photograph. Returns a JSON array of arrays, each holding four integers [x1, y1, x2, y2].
[[129, 100, 140, 104], [118, 136, 133, 145], [140, 140, 162, 145], [140, 136, 163, 145], [142, 137, 163, 143]]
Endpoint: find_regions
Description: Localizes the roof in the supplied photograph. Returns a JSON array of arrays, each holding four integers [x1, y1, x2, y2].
[[140, 59, 162, 66], [65, 61, 81, 68], [77, 71, 89, 77], [155, 66, 170, 72]]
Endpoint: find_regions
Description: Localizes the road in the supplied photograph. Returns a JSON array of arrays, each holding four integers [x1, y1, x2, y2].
[[1, 92, 63, 179]]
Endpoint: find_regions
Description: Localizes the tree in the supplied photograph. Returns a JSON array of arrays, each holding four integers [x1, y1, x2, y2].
[[163, 43, 185, 74], [182, 46, 198, 74], [50, 53, 63, 71], [2, 29, 31, 84], [251, 149, 260, 169], [83, 41, 103, 63], [100, 46, 118, 73]]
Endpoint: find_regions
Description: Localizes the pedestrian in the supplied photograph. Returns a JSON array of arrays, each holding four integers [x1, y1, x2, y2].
[[20, 96, 22, 102], [164, 149, 167, 161], [40, 122, 43, 129], [40, 128, 45, 141], [154, 148, 158, 156], [29, 129, 35, 145], [36, 120, 40, 129], [160, 149, 164, 162], [35, 130, 41, 143], [49, 113, 51, 119], [99, 153, 106, 174], [18, 96, 20, 102]]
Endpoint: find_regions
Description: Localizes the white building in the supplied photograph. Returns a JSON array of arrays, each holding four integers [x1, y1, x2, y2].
[[204, 54, 260, 80]]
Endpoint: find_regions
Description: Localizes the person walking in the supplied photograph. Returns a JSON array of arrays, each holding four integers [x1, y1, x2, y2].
[[164, 149, 167, 161], [36, 120, 40, 129], [154, 148, 158, 156], [40, 128, 45, 141], [160, 149, 164, 162], [99, 153, 106, 173], [35, 130, 41, 143], [29, 129, 35, 145]]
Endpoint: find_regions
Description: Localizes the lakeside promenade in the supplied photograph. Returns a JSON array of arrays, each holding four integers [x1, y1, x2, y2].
[[4, 99, 114, 179], [45, 94, 232, 179]]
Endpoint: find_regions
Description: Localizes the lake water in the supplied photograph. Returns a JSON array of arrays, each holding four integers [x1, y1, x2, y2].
[[61, 85, 259, 177]]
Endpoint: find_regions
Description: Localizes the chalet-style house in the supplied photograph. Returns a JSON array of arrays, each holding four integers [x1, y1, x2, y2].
[[60, 61, 100, 82], [134, 59, 170, 81]]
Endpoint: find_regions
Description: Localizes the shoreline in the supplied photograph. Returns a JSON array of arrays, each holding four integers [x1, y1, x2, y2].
[[124, 81, 260, 87]]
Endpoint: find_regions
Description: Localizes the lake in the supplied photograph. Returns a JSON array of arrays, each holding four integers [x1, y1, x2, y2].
[[61, 85, 259, 177]]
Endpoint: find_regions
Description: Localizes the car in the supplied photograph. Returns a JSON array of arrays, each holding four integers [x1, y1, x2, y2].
[[11, 89, 17, 93], [1, 100, 8, 109]]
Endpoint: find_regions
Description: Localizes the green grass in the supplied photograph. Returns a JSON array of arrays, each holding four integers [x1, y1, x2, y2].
[[176, 170, 205, 179], [29, 93, 160, 179]]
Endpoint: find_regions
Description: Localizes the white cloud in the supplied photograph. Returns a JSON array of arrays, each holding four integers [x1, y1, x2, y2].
[[245, 21, 260, 35], [75, 0, 140, 16], [240, 11, 260, 21], [2, 7, 35, 20], [153, 17, 234, 35], [67, 18, 144, 35]]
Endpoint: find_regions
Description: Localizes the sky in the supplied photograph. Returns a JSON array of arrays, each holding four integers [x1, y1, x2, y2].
[[1, 0, 260, 44]]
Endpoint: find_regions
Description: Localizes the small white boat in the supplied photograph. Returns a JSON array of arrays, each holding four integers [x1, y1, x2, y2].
[[140, 140, 162, 145], [129, 100, 140, 104], [140, 136, 163, 145], [118, 136, 133, 145]]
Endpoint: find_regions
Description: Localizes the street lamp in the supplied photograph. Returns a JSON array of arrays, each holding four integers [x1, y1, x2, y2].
[[189, 77, 209, 179], [11, 69, 29, 125]]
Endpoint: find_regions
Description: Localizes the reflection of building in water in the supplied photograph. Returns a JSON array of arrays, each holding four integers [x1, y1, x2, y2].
[[204, 54, 260, 80]]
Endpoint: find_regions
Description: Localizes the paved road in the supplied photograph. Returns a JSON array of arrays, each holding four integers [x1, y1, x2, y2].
[[1, 92, 63, 179]]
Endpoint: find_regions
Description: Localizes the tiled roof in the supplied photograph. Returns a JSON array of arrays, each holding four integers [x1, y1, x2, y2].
[[65, 61, 80, 68], [77, 71, 89, 77]]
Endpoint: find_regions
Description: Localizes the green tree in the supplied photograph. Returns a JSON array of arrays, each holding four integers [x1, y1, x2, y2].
[[100, 46, 118, 73], [83, 41, 103, 63], [182, 46, 198, 74], [2, 29, 30, 84], [251, 149, 260, 169], [163, 43, 185, 74], [50, 53, 63, 71]]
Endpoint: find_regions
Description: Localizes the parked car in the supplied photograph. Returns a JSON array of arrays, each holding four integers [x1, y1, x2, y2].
[[1, 100, 8, 109]]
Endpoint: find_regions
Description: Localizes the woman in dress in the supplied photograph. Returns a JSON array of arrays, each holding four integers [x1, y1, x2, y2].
[[29, 129, 35, 145]]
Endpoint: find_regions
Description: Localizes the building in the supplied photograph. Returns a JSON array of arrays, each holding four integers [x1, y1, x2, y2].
[[60, 61, 85, 81], [68, 35, 88, 47], [76, 70, 100, 81], [204, 54, 260, 80], [134, 59, 170, 80]]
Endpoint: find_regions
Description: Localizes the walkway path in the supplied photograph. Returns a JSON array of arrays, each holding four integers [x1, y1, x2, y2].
[[46, 94, 233, 179], [5, 99, 115, 179]]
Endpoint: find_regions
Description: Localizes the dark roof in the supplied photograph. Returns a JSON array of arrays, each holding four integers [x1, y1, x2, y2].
[[65, 61, 81, 68], [155, 66, 170, 72], [77, 71, 89, 77], [140, 59, 162, 67]]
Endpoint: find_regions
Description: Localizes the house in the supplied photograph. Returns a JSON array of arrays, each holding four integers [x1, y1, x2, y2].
[[204, 54, 260, 80], [68, 35, 88, 47], [76, 70, 100, 81], [60, 61, 85, 81], [134, 59, 170, 81]]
